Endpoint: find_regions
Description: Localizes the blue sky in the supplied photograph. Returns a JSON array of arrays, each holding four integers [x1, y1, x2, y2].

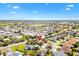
[[0, 3, 79, 20]]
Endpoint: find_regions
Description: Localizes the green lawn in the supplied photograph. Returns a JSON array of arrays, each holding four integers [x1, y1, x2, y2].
[[11, 44, 26, 52]]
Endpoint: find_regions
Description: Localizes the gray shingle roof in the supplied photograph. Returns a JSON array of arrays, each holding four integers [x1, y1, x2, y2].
[[52, 51, 66, 56]]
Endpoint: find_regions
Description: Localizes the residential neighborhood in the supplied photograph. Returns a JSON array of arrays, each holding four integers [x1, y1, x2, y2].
[[0, 20, 79, 56]]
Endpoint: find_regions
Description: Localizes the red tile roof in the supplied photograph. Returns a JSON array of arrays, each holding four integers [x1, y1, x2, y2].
[[63, 38, 79, 47], [61, 38, 79, 53], [36, 35, 45, 40]]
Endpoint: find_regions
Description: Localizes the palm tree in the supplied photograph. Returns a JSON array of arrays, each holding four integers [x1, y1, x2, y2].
[[73, 42, 79, 48]]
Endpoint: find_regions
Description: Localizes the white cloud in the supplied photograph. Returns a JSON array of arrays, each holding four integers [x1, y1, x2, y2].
[[33, 10, 38, 13], [12, 6, 20, 9], [65, 4, 74, 11], [66, 7, 71, 11], [67, 4, 74, 7]]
